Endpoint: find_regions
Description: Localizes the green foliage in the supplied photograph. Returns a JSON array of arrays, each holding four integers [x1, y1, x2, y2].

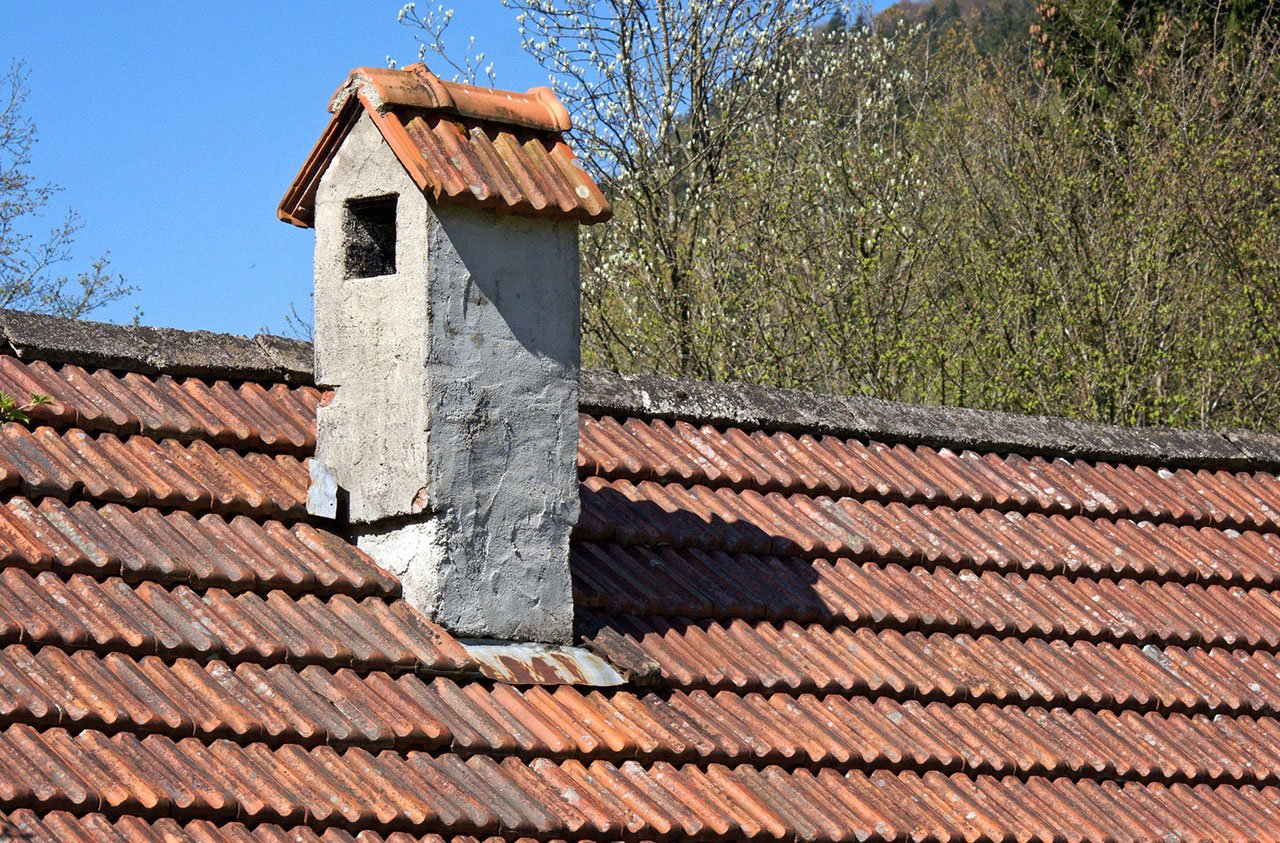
[[0, 391, 50, 424], [879, 0, 1037, 54], [409, 0, 1280, 432], [1033, 0, 1274, 91], [579, 7, 1280, 431]]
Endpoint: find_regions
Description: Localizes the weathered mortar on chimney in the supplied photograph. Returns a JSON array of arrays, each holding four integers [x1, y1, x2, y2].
[[281, 66, 611, 644]]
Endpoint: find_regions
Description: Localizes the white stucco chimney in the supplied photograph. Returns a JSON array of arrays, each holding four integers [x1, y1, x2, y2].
[[279, 65, 611, 644]]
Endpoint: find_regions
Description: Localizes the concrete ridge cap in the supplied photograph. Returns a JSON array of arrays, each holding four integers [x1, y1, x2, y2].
[[1, 309, 1277, 469], [579, 369, 1280, 471], [0, 309, 312, 385]]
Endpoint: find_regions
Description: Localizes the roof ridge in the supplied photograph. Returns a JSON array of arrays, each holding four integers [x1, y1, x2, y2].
[[582, 370, 1280, 470], [3, 308, 1279, 470], [0, 309, 312, 384], [329, 64, 572, 133]]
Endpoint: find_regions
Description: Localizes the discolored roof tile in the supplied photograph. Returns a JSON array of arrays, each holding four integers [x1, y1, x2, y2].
[[3, 313, 1280, 840]]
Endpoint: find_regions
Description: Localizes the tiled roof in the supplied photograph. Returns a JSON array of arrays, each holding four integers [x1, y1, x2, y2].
[[278, 65, 611, 228], [5, 312, 1280, 841]]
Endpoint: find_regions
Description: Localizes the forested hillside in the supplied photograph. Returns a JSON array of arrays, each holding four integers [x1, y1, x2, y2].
[[878, 0, 1036, 53]]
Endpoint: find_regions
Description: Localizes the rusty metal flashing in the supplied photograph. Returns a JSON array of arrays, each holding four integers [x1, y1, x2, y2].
[[461, 640, 625, 687], [4, 309, 1280, 470]]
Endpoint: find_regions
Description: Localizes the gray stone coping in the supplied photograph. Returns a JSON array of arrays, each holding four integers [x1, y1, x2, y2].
[[5, 308, 1279, 470]]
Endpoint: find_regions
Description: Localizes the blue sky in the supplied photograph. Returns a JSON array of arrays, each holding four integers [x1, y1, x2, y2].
[[1, 2, 889, 336]]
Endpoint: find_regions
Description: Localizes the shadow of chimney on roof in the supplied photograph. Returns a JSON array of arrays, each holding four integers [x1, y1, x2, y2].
[[572, 483, 825, 624]]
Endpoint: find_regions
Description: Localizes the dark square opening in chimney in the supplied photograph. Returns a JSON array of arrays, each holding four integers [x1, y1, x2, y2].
[[343, 194, 398, 279]]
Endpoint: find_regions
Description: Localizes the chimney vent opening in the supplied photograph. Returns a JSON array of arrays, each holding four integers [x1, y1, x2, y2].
[[343, 194, 398, 279]]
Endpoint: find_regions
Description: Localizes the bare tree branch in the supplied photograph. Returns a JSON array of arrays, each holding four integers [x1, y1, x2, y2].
[[0, 61, 133, 319]]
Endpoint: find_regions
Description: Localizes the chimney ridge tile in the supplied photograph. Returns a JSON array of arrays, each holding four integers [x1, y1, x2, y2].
[[281, 64, 611, 227]]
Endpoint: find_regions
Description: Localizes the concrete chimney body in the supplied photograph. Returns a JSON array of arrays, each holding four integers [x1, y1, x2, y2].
[[285, 68, 610, 644]]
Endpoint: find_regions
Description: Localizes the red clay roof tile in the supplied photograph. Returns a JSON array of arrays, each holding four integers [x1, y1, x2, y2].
[[279, 65, 610, 228], [4, 326, 1280, 839]]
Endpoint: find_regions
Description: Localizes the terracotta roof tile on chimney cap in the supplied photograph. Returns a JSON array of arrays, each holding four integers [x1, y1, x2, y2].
[[279, 63, 609, 228], [330, 64, 573, 133]]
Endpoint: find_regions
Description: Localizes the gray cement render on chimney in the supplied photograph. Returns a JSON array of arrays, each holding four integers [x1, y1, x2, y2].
[[311, 114, 579, 644]]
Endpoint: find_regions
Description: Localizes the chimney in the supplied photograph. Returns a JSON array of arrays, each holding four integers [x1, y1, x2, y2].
[[279, 66, 611, 644]]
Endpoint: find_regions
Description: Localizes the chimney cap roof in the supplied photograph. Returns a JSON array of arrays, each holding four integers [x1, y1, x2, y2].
[[331, 65, 573, 133], [279, 64, 610, 228]]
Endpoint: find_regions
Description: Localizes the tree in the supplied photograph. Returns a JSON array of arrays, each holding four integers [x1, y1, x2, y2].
[[407, 2, 1280, 431], [914, 25, 1280, 426], [1033, 0, 1274, 89], [0, 62, 132, 318], [403, 0, 848, 380], [876, 0, 1037, 54]]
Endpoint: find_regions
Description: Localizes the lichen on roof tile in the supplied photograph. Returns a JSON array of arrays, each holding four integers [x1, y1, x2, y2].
[[2, 309, 1280, 840]]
